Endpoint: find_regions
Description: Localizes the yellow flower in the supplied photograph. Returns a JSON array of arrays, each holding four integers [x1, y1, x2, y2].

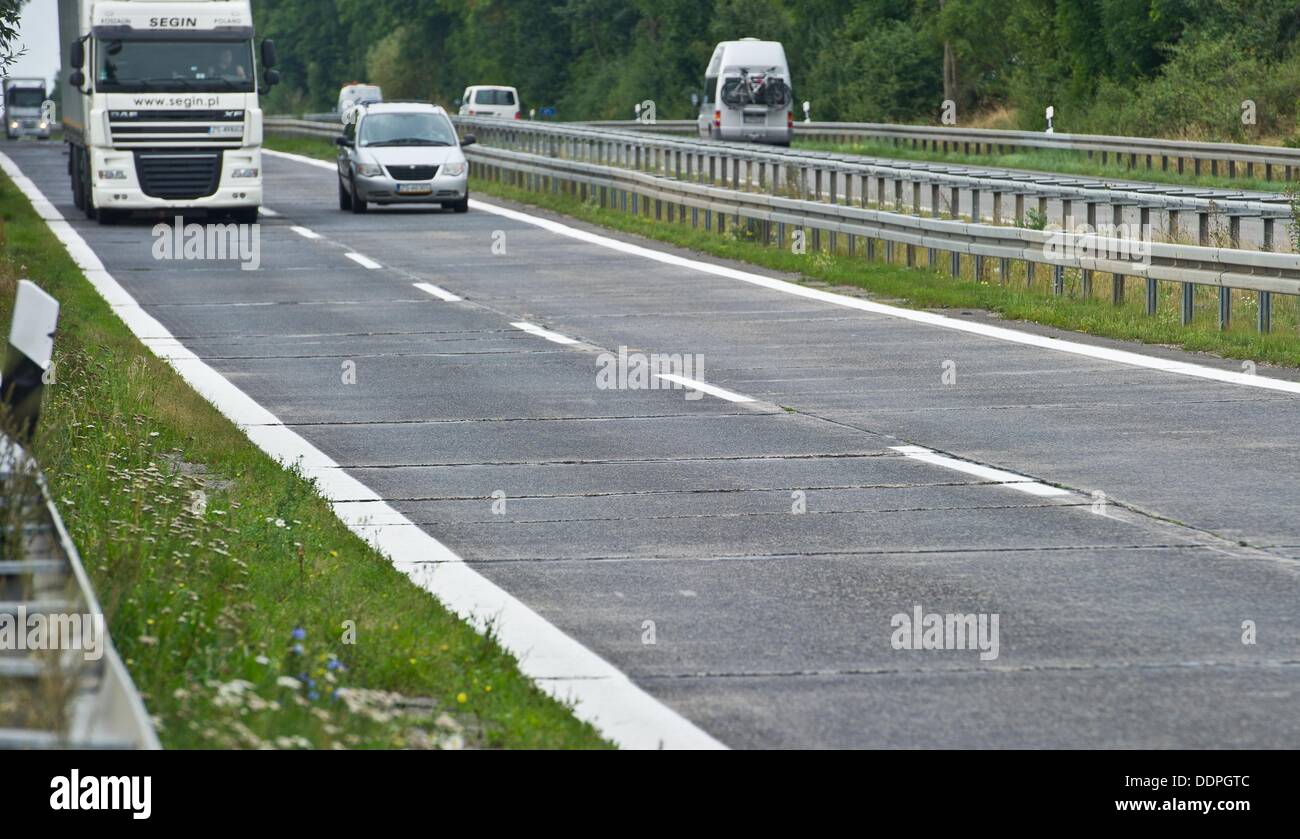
[[456, 692, 468, 704]]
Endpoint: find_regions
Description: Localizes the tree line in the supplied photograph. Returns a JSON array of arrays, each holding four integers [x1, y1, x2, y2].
[[255, 0, 1300, 142]]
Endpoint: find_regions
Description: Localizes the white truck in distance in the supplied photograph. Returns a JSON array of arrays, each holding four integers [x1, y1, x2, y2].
[[697, 38, 793, 146], [57, 0, 279, 224], [3, 78, 53, 139]]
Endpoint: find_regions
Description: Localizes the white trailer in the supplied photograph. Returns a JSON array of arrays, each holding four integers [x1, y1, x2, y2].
[[3, 78, 53, 139], [57, 0, 280, 223], [696, 39, 793, 146]]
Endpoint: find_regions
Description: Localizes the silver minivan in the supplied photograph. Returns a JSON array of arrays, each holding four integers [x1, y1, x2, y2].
[[696, 39, 793, 146], [336, 102, 474, 213]]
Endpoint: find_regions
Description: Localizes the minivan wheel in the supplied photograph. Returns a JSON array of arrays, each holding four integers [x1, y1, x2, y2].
[[338, 177, 352, 210], [451, 195, 469, 213], [349, 175, 368, 213]]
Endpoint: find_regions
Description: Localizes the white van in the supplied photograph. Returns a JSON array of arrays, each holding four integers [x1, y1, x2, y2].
[[457, 85, 521, 120], [338, 83, 383, 120], [697, 39, 793, 146]]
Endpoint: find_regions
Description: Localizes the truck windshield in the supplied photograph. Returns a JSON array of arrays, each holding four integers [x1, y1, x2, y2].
[[359, 113, 458, 147], [96, 39, 256, 93], [6, 88, 45, 108]]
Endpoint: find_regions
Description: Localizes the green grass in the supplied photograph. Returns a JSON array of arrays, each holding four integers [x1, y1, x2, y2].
[[265, 131, 1300, 367], [0, 166, 609, 749], [794, 137, 1297, 195]]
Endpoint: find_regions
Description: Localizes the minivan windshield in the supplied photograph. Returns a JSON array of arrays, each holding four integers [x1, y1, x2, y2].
[[359, 112, 458, 146], [96, 39, 255, 92]]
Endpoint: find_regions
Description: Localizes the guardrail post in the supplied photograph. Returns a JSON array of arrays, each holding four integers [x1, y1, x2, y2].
[[950, 186, 961, 220], [1258, 291, 1272, 333], [931, 184, 940, 218], [1169, 209, 1181, 242], [828, 171, 837, 204], [1081, 269, 1093, 297], [971, 189, 981, 223], [992, 193, 1002, 225], [999, 257, 1010, 284], [1015, 194, 1025, 225], [1146, 278, 1158, 315], [1181, 282, 1195, 325], [1026, 261, 1036, 288], [1053, 265, 1065, 295], [1218, 288, 1231, 329], [950, 251, 960, 278], [1229, 215, 1241, 248], [1113, 274, 1125, 305], [1197, 212, 1209, 246], [1263, 218, 1275, 252], [912, 183, 921, 215], [1061, 198, 1071, 230]]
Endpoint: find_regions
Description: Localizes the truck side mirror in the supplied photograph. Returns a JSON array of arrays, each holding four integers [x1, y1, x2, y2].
[[261, 39, 278, 68], [70, 41, 84, 69], [264, 68, 280, 87], [69, 69, 85, 90]]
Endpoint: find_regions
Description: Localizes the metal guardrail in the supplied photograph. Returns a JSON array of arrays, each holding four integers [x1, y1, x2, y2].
[[262, 115, 1300, 331], [584, 119, 1300, 182], [0, 437, 159, 749], [266, 116, 1298, 234], [1, 281, 159, 749]]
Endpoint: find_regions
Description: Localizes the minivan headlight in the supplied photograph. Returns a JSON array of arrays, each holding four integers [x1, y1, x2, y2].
[[442, 161, 466, 176], [355, 162, 384, 177]]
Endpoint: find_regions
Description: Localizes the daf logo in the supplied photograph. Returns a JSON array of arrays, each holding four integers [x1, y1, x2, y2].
[[150, 16, 198, 27]]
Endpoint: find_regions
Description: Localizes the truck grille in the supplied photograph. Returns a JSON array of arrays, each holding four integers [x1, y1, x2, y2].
[[387, 164, 439, 181], [133, 150, 223, 200], [109, 110, 244, 148]]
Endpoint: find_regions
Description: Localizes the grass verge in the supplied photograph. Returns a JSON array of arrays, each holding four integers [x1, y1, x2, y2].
[[264, 133, 1300, 369], [0, 163, 609, 749]]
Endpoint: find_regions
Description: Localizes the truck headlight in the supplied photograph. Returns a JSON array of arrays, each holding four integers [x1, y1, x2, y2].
[[231, 167, 259, 178], [7, 121, 16, 130], [98, 169, 128, 180], [355, 162, 383, 177], [442, 161, 467, 176]]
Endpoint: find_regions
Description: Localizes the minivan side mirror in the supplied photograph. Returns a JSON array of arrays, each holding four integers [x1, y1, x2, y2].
[[335, 135, 353, 147], [460, 133, 476, 147]]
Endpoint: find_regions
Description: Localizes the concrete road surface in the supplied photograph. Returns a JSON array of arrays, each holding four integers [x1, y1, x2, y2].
[[7, 141, 1298, 748]]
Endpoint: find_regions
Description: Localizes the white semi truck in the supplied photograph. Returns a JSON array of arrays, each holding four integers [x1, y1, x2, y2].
[[57, 0, 279, 223], [3, 78, 53, 139]]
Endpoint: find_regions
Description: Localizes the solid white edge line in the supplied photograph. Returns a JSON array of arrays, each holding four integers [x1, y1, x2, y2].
[[0, 149, 725, 751], [290, 225, 321, 239], [890, 445, 1073, 497], [447, 200, 1300, 398], [511, 320, 580, 345], [654, 373, 755, 403], [345, 252, 382, 270], [413, 282, 462, 302]]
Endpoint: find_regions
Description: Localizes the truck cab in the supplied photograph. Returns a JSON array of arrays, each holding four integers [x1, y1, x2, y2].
[[58, 0, 277, 223], [3, 79, 53, 140], [697, 39, 793, 147]]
